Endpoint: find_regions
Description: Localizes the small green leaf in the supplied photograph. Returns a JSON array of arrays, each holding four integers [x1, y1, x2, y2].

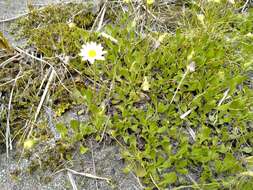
[[242, 147, 252, 154], [123, 165, 132, 174], [70, 119, 80, 132], [56, 123, 68, 138], [135, 164, 147, 177], [163, 172, 177, 184], [80, 145, 89, 154]]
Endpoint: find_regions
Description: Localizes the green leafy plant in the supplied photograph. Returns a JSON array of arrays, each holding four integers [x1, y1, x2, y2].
[[7, 0, 253, 189]]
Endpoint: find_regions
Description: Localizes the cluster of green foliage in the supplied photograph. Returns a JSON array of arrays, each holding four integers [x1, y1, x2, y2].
[[9, 0, 253, 189]]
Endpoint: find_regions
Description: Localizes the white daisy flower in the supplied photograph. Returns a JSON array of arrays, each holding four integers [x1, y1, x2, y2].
[[79, 42, 106, 64]]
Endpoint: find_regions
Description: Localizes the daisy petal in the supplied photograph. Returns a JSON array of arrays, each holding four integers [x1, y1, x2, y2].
[[79, 41, 107, 64]]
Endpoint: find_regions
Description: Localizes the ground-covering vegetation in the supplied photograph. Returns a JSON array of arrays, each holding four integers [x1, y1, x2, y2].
[[1, 0, 253, 189]]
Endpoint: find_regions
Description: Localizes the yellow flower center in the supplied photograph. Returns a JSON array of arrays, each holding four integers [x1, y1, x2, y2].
[[147, 0, 154, 5], [88, 50, 97, 58]]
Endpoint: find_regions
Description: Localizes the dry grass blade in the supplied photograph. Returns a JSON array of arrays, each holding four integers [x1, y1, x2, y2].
[[187, 126, 196, 142], [66, 168, 110, 183], [33, 68, 55, 123], [170, 71, 188, 105], [0, 54, 20, 68], [15, 47, 71, 93], [96, 1, 108, 32], [0, 75, 25, 88], [27, 68, 55, 138], [0, 13, 29, 23], [15, 47, 53, 67], [67, 171, 78, 190], [6, 68, 22, 157], [241, 0, 250, 13], [90, 141, 99, 190], [91, 0, 107, 32], [150, 174, 161, 190], [218, 88, 230, 106], [131, 172, 146, 189]]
